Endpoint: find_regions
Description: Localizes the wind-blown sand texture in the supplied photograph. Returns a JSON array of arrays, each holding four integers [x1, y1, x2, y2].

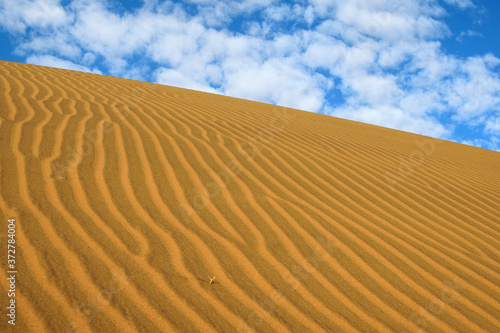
[[0, 60, 499, 332]]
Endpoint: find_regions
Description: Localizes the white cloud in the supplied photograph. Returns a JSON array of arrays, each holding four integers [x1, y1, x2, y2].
[[69, 1, 141, 59], [223, 57, 328, 112], [26, 54, 101, 74], [302, 32, 347, 69], [81, 52, 96, 65], [150, 30, 201, 67], [0, 0, 68, 33], [332, 0, 449, 41], [407, 42, 459, 86], [443, 0, 475, 9], [155, 67, 219, 94], [446, 54, 500, 121], [377, 42, 410, 69], [17, 34, 81, 59], [264, 4, 292, 21], [182, 0, 276, 27], [344, 74, 403, 105], [332, 104, 450, 138], [302, 5, 315, 26], [456, 29, 483, 42], [399, 91, 444, 116], [485, 117, 500, 133], [461, 136, 500, 152]]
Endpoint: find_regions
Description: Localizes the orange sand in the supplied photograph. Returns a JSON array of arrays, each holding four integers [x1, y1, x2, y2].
[[0, 60, 499, 332]]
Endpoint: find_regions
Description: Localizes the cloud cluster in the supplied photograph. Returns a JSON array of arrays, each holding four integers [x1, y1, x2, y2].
[[1, 0, 499, 150]]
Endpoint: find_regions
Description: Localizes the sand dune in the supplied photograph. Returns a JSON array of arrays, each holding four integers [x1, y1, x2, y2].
[[0, 60, 499, 332]]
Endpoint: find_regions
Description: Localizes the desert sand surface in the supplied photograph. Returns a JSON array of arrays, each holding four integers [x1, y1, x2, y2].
[[0, 60, 499, 332]]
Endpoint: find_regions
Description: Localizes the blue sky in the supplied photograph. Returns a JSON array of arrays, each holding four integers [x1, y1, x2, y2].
[[1, 0, 499, 151]]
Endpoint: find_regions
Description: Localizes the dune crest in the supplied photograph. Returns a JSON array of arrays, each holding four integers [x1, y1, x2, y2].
[[0, 60, 499, 332]]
